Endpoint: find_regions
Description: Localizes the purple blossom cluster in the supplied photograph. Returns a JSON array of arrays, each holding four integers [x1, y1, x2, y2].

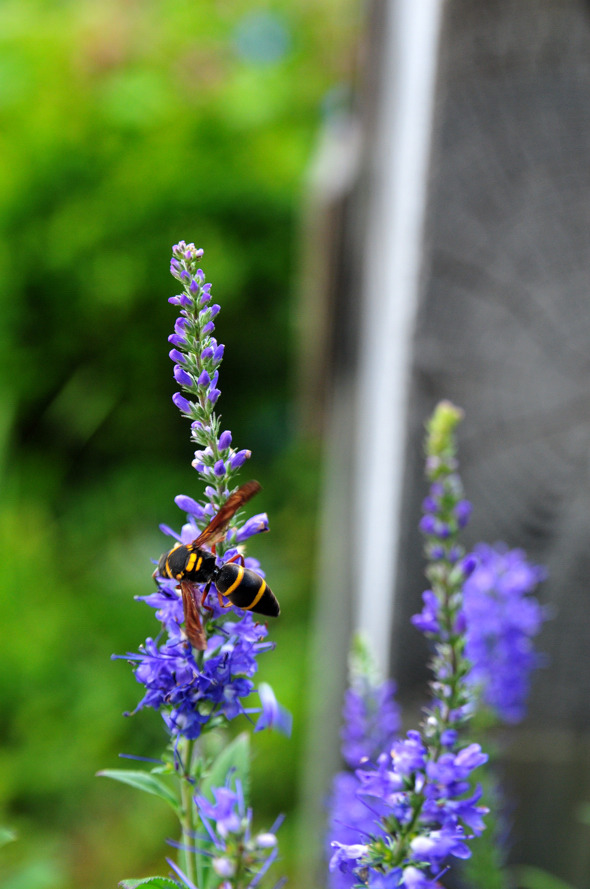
[[191, 780, 284, 889], [112, 242, 290, 889], [414, 484, 547, 726], [120, 243, 289, 741], [329, 714, 488, 888], [165, 778, 283, 889], [463, 543, 547, 723], [329, 404, 490, 889], [341, 677, 401, 770], [331, 731, 488, 888], [123, 582, 278, 739], [328, 668, 400, 889], [327, 404, 548, 889]]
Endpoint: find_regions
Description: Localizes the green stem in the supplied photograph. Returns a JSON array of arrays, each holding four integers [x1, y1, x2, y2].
[[179, 738, 197, 887]]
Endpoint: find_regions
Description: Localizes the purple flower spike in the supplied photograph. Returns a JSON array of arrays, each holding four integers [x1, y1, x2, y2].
[[123, 245, 286, 889]]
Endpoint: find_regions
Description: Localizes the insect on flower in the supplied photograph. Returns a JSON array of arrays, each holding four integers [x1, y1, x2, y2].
[[154, 480, 280, 650]]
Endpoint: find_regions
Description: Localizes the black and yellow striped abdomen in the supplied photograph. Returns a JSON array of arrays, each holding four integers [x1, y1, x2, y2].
[[216, 563, 280, 617]]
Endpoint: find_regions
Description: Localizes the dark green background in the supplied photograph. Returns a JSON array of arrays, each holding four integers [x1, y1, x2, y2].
[[0, 1, 357, 885]]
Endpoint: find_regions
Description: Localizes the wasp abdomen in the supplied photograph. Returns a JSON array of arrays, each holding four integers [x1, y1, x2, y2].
[[216, 563, 280, 617]]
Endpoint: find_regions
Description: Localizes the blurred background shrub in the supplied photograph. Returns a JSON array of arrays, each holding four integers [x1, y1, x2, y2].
[[0, 1, 358, 885]]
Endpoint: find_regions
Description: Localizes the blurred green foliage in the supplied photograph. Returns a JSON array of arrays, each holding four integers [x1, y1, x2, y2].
[[0, 0, 357, 885]]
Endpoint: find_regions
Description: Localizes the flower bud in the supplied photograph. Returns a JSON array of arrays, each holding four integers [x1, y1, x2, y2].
[[172, 393, 191, 413], [218, 430, 232, 450], [230, 449, 250, 470], [213, 858, 236, 878], [174, 365, 193, 387], [255, 832, 277, 849]]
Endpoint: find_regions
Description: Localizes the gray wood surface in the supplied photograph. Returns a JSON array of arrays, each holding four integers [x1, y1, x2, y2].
[[393, 1, 590, 885]]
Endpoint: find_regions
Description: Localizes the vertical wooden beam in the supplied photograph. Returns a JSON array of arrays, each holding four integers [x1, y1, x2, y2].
[[354, 0, 444, 671]]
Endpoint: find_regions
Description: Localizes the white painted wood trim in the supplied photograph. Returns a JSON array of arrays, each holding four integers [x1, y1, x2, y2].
[[354, 0, 445, 672]]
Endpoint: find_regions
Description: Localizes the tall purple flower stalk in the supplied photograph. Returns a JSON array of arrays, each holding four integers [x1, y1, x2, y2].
[[328, 638, 401, 889], [328, 403, 548, 889], [105, 242, 289, 889], [120, 241, 289, 741], [329, 403, 489, 889]]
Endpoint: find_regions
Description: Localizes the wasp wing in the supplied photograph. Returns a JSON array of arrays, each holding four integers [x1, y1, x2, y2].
[[190, 480, 261, 550], [180, 581, 207, 651]]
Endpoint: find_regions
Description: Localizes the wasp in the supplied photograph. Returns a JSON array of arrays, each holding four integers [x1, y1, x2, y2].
[[154, 480, 280, 650]]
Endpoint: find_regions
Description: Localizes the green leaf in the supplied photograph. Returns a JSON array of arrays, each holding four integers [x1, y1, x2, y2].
[[0, 826, 16, 847], [200, 732, 250, 804], [119, 879, 180, 889], [97, 768, 180, 813], [510, 865, 577, 889]]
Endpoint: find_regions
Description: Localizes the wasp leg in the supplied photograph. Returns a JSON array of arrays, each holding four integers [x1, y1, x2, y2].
[[217, 552, 245, 607], [201, 580, 216, 614]]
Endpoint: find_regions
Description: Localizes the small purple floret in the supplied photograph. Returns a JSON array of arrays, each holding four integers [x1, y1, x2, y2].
[[218, 430, 232, 450], [174, 365, 193, 387], [230, 449, 250, 470], [172, 392, 192, 413]]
